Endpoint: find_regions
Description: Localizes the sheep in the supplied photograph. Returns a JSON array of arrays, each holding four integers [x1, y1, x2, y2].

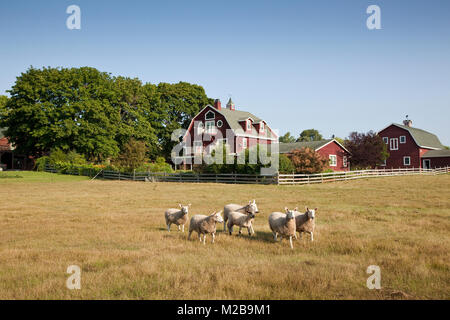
[[188, 211, 224, 245], [223, 200, 259, 233], [165, 204, 191, 232], [268, 207, 297, 249], [226, 211, 256, 236], [294, 207, 316, 241]]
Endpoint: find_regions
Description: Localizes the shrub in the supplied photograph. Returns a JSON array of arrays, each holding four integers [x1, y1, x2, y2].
[[279, 154, 295, 173], [113, 139, 148, 171], [287, 147, 328, 174]]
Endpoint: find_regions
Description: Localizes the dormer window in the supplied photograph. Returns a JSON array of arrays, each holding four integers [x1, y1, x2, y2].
[[260, 122, 265, 133], [205, 110, 215, 120], [246, 120, 251, 131]]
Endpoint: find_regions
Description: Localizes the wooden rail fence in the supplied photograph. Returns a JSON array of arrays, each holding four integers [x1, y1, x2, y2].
[[44, 165, 449, 185]]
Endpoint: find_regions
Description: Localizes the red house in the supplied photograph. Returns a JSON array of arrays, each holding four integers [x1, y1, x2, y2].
[[0, 128, 32, 170], [377, 118, 450, 169], [178, 98, 278, 168], [279, 139, 351, 171]]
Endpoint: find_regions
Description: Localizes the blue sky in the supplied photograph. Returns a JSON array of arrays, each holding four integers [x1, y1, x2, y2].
[[1, 0, 449, 145]]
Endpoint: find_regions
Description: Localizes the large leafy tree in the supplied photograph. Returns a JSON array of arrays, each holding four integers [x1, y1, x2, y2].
[[297, 129, 323, 142], [279, 132, 296, 143], [1, 66, 120, 160], [0, 95, 8, 119], [345, 131, 388, 169], [156, 82, 213, 158]]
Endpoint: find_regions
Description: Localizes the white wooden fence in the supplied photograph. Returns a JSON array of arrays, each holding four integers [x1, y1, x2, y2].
[[277, 166, 450, 185]]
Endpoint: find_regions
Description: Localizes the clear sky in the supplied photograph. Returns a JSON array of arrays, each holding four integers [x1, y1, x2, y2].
[[1, 0, 449, 145]]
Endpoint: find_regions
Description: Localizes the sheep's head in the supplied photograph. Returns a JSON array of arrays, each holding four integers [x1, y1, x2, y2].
[[305, 207, 317, 220], [247, 199, 259, 214], [210, 211, 224, 223], [284, 207, 297, 220], [179, 203, 191, 215]]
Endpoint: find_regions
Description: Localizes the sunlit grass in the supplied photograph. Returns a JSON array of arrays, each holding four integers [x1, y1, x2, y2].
[[0, 172, 449, 299]]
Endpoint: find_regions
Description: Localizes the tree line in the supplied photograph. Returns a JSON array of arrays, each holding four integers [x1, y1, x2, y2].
[[0, 66, 212, 162]]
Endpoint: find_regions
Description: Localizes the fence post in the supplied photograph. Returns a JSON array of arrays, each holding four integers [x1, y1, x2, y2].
[[118, 172, 121, 180], [133, 169, 136, 181]]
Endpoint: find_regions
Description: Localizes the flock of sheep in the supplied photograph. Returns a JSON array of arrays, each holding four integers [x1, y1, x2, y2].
[[164, 200, 316, 249]]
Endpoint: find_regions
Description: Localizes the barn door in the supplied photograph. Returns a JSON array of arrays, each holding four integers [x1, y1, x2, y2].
[[423, 159, 431, 169]]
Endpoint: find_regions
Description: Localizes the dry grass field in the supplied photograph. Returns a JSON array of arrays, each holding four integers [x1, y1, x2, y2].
[[0, 171, 449, 299]]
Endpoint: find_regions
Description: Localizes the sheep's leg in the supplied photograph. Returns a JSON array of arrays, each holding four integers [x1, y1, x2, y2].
[[178, 225, 181, 231], [294, 232, 298, 240], [212, 233, 215, 243], [310, 232, 314, 242], [167, 223, 171, 232], [299, 232, 303, 240], [188, 230, 192, 240], [203, 234, 206, 245], [250, 225, 255, 235], [182, 225, 185, 233], [289, 236, 293, 249], [228, 225, 233, 235], [247, 227, 252, 236], [272, 232, 277, 241], [223, 218, 227, 232], [238, 227, 242, 235]]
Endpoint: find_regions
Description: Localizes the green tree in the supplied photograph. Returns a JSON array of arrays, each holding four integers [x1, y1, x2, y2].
[[156, 82, 212, 159], [345, 131, 389, 169], [279, 154, 295, 173], [297, 129, 323, 142], [1, 66, 120, 160], [0, 95, 8, 120], [279, 132, 296, 143], [114, 138, 148, 171]]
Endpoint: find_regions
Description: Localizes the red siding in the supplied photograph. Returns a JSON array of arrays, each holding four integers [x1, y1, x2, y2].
[[378, 125, 428, 168], [421, 156, 450, 168], [316, 141, 350, 171]]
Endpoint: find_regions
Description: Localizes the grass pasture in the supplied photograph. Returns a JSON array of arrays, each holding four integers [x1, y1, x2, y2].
[[0, 171, 449, 299]]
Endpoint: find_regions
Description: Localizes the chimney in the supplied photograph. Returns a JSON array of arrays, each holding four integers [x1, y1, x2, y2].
[[403, 115, 412, 127], [214, 99, 221, 110]]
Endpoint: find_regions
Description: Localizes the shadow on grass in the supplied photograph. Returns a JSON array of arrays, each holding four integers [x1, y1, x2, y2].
[[220, 230, 275, 244]]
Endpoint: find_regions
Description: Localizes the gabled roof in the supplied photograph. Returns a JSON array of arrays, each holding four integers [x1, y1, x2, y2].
[[279, 139, 349, 154], [219, 108, 262, 131], [421, 149, 450, 158], [379, 123, 444, 150]]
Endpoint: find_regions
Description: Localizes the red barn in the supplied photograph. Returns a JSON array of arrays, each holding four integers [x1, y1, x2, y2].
[[279, 139, 351, 171], [377, 119, 450, 169], [0, 128, 33, 170], [178, 98, 278, 169]]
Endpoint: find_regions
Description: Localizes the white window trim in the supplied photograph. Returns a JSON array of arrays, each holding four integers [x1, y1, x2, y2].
[[242, 137, 247, 149], [259, 122, 265, 133], [329, 154, 337, 167], [383, 137, 388, 144], [205, 120, 215, 133], [343, 156, 347, 168], [217, 120, 223, 128], [205, 111, 215, 120], [400, 135, 406, 144], [390, 138, 399, 151], [380, 159, 386, 166], [246, 120, 251, 131], [403, 156, 411, 166]]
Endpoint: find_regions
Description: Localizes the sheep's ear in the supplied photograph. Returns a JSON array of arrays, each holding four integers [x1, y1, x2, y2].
[[314, 208, 318, 212], [179, 204, 182, 208], [252, 199, 256, 204], [305, 206, 309, 211], [284, 207, 288, 212], [294, 207, 298, 211]]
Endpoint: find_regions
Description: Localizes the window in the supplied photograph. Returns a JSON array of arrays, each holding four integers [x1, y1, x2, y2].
[[380, 159, 386, 166], [343, 156, 348, 167], [260, 122, 265, 133], [390, 138, 399, 150], [196, 122, 204, 135], [217, 120, 223, 128], [403, 156, 411, 166], [205, 120, 215, 133], [205, 111, 215, 120], [246, 120, 251, 131], [383, 137, 388, 144], [329, 155, 337, 167], [193, 141, 202, 154], [400, 136, 406, 144], [242, 138, 247, 149]]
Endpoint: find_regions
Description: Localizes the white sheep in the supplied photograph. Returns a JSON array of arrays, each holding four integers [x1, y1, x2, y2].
[[188, 211, 224, 245], [223, 200, 259, 233], [165, 204, 191, 232], [268, 207, 297, 249], [226, 211, 256, 236], [294, 207, 316, 241]]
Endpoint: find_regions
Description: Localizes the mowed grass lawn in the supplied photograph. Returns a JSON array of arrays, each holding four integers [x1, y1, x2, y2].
[[0, 171, 449, 299]]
